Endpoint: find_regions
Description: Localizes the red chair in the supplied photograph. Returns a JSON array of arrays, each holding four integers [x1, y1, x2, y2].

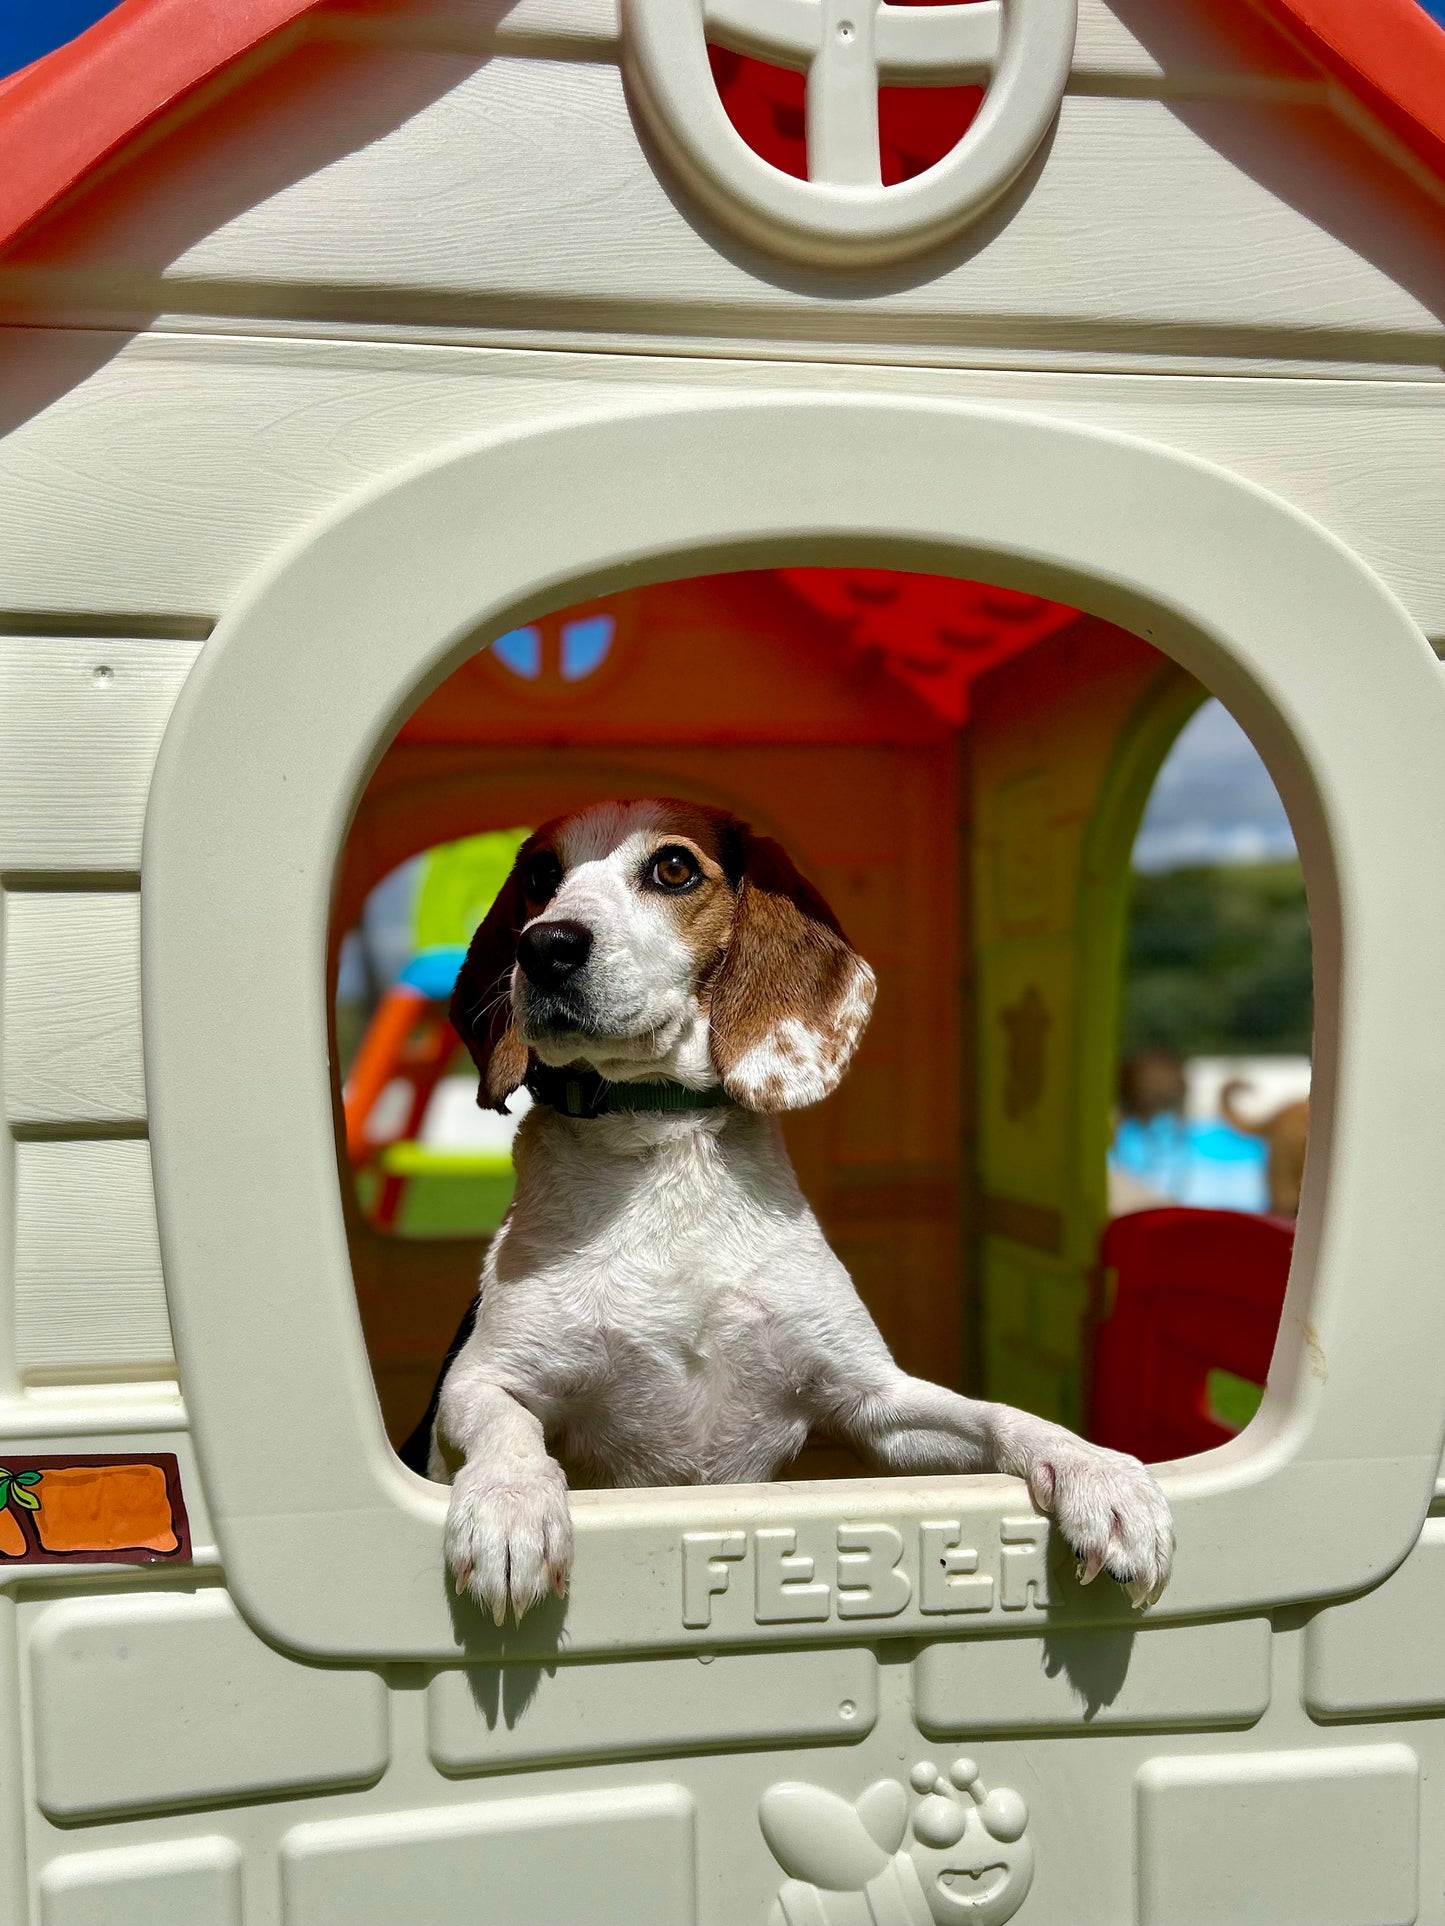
[[1090, 1208, 1295, 1464]]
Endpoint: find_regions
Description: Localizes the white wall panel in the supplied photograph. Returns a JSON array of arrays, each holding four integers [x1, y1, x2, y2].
[[29, 1589, 389, 1818], [0, 640, 201, 874], [281, 1786, 695, 1926], [914, 1615, 1270, 1734], [0, 334, 1440, 638], [38, 1839, 243, 1926], [13, 1138, 174, 1381], [1304, 1519, 1445, 1718], [1135, 1744, 1418, 1926], [428, 1644, 876, 1772], [4, 892, 145, 1127], [318, 0, 1317, 85]]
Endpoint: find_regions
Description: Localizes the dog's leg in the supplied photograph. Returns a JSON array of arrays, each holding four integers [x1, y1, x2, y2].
[[832, 1373, 1174, 1608], [436, 1375, 572, 1625]]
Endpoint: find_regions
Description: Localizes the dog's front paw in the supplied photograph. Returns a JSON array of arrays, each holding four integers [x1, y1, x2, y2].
[[1001, 1421, 1174, 1609], [444, 1462, 573, 1625]]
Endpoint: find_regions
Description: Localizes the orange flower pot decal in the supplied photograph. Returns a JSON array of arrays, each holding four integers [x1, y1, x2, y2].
[[0, 1454, 190, 1564]]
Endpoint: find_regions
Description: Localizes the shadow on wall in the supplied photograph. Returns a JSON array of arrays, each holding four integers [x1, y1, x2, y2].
[[1108, 0, 1445, 339], [0, 19, 501, 452], [1041, 1622, 1137, 1722]]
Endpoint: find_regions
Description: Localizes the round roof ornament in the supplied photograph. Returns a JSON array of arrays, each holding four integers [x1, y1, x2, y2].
[[622, 0, 1077, 267]]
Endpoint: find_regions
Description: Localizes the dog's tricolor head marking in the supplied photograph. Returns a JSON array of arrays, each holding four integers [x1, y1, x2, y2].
[[449, 799, 876, 1114], [707, 828, 875, 1113]]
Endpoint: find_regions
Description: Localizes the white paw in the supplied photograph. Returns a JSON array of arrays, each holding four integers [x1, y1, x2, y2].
[[444, 1462, 573, 1625], [1000, 1421, 1175, 1609]]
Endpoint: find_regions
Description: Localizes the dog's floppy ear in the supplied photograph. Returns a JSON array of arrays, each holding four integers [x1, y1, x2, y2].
[[448, 855, 531, 1113], [709, 826, 876, 1113]]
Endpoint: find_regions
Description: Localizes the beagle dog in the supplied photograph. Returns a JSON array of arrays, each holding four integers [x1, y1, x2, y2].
[[415, 799, 1174, 1624]]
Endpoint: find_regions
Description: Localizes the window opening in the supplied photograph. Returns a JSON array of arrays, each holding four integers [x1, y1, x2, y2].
[[1090, 699, 1312, 1462], [1112, 700, 1311, 1220], [331, 577, 1311, 1481], [487, 614, 618, 685], [707, 0, 986, 188], [490, 625, 541, 679], [561, 612, 615, 680]]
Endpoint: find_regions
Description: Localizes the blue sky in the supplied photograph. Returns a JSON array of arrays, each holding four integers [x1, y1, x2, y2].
[[1, 1, 119, 76], [3, 0, 1445, 77], [1133, 699, 1296, 873]]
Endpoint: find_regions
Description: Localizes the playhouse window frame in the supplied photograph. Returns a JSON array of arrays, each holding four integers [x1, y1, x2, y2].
[[141, 398, 1445, 1663]]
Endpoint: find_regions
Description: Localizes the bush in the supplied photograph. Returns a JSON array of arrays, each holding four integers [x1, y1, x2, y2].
[[1121, 861, 1312, 1058]]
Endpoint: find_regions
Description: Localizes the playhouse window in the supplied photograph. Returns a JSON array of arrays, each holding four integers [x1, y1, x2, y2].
[[485, 610, 618, 689], [330, 571, 1309, 1467], [707, 17, 984, 189], [1092, 701, 1311, 1464]]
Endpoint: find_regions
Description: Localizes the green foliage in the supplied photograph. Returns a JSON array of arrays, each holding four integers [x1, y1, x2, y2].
[[1121, 861, 1312, 1058]]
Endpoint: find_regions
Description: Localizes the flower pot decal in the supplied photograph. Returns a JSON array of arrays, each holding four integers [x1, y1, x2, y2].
[[0, 1456, 189, 1564]]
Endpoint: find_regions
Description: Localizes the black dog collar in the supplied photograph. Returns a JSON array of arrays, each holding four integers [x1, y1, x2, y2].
[[525, 1064, 736, 1121]]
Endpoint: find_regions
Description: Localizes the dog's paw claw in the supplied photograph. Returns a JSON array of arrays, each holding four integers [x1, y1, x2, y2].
[[444, 1465, 574, 1625], [1009, 1427, 1175, 1609]]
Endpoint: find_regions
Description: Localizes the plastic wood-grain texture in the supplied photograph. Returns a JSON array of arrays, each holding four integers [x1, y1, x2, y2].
[[0, 335, 1442, 638], [4, 893, 145, 1129], [13, 1140, 173, 1383], [0, 640, 200, 875], [1, 35, 1440, 361]]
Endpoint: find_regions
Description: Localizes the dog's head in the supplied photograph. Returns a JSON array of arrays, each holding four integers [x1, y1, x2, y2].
[[449, 799, 875, 1113]]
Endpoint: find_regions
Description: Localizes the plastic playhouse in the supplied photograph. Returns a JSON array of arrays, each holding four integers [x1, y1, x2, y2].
[[0, 2, 1443, 1922]]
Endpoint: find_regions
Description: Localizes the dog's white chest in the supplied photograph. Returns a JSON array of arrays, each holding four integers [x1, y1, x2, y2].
[[543, 1274, 804, 1486], [471, 1114, 821, 1484]]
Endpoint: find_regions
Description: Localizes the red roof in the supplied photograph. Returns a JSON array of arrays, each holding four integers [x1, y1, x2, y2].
[[1254, 0, 1445, 182], [1, 0, 1442, 253], [0, 0, 327, 254], [779, 570, 1079, 726]]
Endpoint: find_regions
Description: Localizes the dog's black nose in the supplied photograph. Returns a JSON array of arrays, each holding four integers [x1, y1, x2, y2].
[[517, 919, 593, 989]]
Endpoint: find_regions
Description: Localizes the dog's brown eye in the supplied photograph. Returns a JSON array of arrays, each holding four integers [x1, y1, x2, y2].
[[649, 848, 699, 892], [522, 851, 562, 903]]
